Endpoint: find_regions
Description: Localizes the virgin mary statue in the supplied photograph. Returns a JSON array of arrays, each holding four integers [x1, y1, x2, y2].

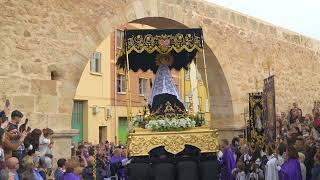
[[148, 54, 186, 115]]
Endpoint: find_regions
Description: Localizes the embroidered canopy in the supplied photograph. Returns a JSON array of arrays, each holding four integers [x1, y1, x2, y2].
[[117, 28, 204, 73]]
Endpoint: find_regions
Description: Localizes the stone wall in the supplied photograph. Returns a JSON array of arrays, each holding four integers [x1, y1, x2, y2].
[[0, 0, 319, 158]]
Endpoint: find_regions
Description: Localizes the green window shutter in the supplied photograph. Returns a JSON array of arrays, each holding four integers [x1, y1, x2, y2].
[[71, 101, 84, 143], [118, 117, 128, 145]]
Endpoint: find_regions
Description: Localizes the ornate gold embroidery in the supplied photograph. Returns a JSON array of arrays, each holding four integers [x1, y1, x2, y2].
[[126, 33, 202, 54], [155, 54, 174, 66]]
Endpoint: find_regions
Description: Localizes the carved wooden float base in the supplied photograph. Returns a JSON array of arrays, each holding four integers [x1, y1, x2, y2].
[[127, 128, 219, 156]]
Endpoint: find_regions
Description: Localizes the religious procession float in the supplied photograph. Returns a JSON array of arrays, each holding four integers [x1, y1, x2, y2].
[[117, 28, 219, 158]]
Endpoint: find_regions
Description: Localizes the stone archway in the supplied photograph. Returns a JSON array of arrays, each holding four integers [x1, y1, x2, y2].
[[61, 1, 243, 136], [2, 0, 320, 159]]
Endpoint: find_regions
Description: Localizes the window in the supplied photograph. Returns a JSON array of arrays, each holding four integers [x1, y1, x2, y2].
[[50, 71, 57, 80], [139, 78, 148, 95], [149, 78, 153, 88], [90, 52, 101, 73], [117, 74, 126, 93], [116, 30, 124, 49]]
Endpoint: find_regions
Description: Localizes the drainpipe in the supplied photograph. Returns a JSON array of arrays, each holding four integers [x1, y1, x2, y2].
[[113, 31, 118, 144]]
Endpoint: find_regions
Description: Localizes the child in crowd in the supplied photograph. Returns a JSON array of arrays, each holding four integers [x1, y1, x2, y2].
[[39, 128, 54, 177], [54, 158, 66, 180], [248, 163, 260, 180], [38, 157, 47, 180], [232, 161, 246, 180], [39, 128, 54, 157]]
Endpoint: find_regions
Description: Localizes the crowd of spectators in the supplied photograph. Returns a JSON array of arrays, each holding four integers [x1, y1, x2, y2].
[[219, 102, 320, 180], [0, 101, 129, 180], [4, 99, 320, 180], [0, 105, 55, 180]]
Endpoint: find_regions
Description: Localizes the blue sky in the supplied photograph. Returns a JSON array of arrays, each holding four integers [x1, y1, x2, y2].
[[206, 0, 320, 40]]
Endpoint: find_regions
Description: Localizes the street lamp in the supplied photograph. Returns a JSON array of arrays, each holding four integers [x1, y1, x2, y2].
[[137, 110, 144, 128], [197, 110, 205, 127], [143, 97, 150, 116], [137, 110, 143, 120], [198, 111, 205, 120]]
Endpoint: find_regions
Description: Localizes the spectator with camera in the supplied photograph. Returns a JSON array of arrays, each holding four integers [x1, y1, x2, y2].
[[8, 110, 23, 130], [3, 124, 27, 160]]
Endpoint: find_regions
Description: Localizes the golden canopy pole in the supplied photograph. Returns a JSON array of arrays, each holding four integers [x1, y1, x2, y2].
[[200, 28, 211, 125], [195, 54, 202, 113], [202, 35, 210, 107], [125, 30, 132, 130], [195, 54, 200, 111], [244, 107, 247, 142]]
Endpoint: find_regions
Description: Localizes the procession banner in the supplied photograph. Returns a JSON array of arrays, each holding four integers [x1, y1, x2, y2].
[[263, 75, 276, 145], [248, 92, 265, 148]]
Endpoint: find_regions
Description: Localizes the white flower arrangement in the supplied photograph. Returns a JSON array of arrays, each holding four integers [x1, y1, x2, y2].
[[145, 117, 196, 131]]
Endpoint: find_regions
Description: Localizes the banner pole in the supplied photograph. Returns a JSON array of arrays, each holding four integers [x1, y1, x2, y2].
[[200, 29, 211, 126], [125, 30, 132, 131], [244, 108, 247, 141]]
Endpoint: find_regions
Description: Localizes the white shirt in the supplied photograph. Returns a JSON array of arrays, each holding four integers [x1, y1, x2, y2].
[[300, 162, 306, 180], [248, 172, 259, 180], [265, 155, 279, 180], [217, 150, 223, 161], [236, 171, 246, 180], [0, 148, 4, 162], [278, 155, 285, 166], [243, 154, 251, 162], [38, 135, 51, 156]]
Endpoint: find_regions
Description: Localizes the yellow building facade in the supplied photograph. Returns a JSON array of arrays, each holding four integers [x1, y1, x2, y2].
[[73, 36, 115, 144]]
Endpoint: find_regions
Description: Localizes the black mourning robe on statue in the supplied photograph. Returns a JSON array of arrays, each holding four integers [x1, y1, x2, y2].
[[149, 65, 185, 114]]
